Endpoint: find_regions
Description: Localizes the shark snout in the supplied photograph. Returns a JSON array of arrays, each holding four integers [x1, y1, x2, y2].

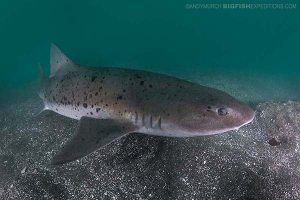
[[239, 104, 255, 126]]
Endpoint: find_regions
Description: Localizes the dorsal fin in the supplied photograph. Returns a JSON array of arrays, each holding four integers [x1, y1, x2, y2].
[[50, 44, 79, 78]]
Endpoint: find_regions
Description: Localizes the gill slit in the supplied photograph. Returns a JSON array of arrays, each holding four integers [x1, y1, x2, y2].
[[133, 111, 162, 130]]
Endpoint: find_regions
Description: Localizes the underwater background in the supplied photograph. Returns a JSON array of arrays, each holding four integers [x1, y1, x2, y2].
[[0, 0, 299, 104], [1, 0, 300, 199]]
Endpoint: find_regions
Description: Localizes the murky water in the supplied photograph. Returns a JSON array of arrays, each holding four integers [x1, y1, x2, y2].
[[0, 0, 299, 199]]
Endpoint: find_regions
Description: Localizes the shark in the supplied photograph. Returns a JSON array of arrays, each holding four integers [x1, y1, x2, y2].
[[38, 44, 255, 165]]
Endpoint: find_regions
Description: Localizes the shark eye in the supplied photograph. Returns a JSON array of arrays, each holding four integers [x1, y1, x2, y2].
[[217, 107, 228, 116]]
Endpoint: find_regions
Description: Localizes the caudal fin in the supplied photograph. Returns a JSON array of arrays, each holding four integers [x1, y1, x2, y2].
[[34, 63, 49, 118], [38, 63, 47, 100]]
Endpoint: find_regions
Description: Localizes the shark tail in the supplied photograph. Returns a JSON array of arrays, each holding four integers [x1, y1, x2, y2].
[[38, 63, 47, 100], [34, 63, 49, 117]]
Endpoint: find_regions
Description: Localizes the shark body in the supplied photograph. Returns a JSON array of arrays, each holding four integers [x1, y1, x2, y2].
[[39, 44, 255, 164]]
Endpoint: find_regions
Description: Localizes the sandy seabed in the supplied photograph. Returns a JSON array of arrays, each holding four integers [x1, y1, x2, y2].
[[0, 92, 300, 199]]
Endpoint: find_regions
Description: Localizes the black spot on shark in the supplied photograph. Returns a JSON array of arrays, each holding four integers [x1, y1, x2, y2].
[[91, 76, 97, 82], [117, 95, 123, 100]]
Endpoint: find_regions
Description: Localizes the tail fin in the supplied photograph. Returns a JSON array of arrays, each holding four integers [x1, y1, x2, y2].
[[34, 63, 49, 118], [38, 63, 47, 100]]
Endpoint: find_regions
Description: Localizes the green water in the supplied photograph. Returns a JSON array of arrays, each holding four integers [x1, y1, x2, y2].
[[0, 0, 299, 104]]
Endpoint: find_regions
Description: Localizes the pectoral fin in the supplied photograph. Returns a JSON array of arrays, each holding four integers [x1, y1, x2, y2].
[[51, 117, 137, 165]]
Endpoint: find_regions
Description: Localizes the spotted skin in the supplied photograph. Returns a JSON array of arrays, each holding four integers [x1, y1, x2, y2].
[[42, 66, 255, 137]]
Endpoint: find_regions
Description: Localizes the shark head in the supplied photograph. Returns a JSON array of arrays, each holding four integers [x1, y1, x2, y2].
[[164, 87, 255, 136]]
